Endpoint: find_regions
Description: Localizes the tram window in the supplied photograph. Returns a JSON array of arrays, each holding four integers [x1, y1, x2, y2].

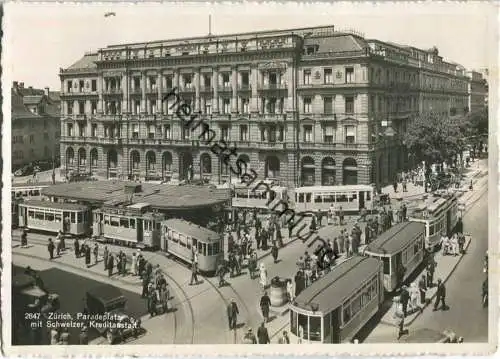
[[71, 212, 76, 223], [337, 194, 347, 202], [156, 222, 161, 230], [207, 243, 213, 256], [429, 225, 435, 236], [366, 191, 371, 201], [46, 213, 55, 222], [213, 242, 220, 254], [130, 219, 136, 229], [350, 295, 362, 318], [298, 314, 308, 340], [323, 194, 334, 203], [314, 194, 322, 203], [309, 316, 322, 341], [371, 280, 377, 298], [77, 212, 83, 223], [186, 237, 192, 250], [110, 217, 120, 227], [197, 242, 203, 254], [83, 211, 88, 222], [305, 193, 311, 203], [55, 214, 62, 222], [350, 192, 357, 201], [342, 303, 351, 325], [383, 258, 390, 274], [34, 190, 40, 196], [120, 218, 129, 228], [290, 311, 298, 336], [179, 234, 187, 247], [323, 312, 331, 341], [35, 211, 44, 220], [28, 210, 35, 218], [104, 215, 110, 225], [298, 194, 304, 203], [202, 243, 207, 256], [414, 243, 420, 255]]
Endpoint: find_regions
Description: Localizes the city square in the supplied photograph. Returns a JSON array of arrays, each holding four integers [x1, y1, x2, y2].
[[5, 2, 493, 352]]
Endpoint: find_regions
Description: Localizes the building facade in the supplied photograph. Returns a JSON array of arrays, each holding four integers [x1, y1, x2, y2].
[[467, 70, 488, 114], [12, 82, 61, 171], [59, 25, 469, 188]]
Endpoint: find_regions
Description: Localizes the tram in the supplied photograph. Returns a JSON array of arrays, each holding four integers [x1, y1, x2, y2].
[[292, 185, 374, 215], [231, 181, 288, 210], [18, 200, 91, 236], [11, 184, 49, 200], [409, 193, 459, 251], [289, 256, 383, 343], [93, 201, 165, 249], [363, 222, 426, 292], [161, 218, 224, 274]]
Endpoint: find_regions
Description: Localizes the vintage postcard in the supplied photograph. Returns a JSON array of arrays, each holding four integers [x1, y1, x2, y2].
[[2, 1, 497, 356]]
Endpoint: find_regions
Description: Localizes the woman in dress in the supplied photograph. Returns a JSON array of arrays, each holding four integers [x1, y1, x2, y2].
[[131, 252, 138, 276], [259, 262, 268, 290]]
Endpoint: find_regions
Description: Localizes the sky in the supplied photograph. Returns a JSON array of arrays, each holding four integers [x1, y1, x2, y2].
[[3, 2, 495, 90]]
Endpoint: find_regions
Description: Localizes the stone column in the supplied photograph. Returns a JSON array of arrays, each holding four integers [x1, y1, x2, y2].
[[213, 68, 219, 113], [141, 72, 147, 113], [157, 72, 162, 114], [121, 73, 129, 114], [195, 69, 201, 112], [98, 75, 104, 114], [286, 64, 294, 112], [251, 66, 259, 112], [231, 68, 238, 113], [174, 70, 180, 89]]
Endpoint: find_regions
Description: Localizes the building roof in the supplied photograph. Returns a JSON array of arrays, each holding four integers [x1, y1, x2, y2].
[[41, 181, 231, 210], [364, 222, 426, 255], [23, 95, 43, 105], [67, 53, 98, 70], [304, 34, 367, 53], [12, 91, 38, 119], [19, 199, 89, 212], [11, 83, 60, 120], [292, 256, 381, 314], [162, 218, 221, 242]]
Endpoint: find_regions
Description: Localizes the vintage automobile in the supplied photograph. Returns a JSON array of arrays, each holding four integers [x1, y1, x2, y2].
[[84, 284, 143, 344], [399, 328, 464, 343]]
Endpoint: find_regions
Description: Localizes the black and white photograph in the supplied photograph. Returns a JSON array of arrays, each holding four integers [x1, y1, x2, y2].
[[2, 1, 496, 355]]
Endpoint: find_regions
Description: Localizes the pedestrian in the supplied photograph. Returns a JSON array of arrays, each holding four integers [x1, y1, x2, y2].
[[409, 282, 422, 313], [257, 322, 270, 344], [190, 260, 199, 285], [107, 254, 114, 277], [60, 328, 70, 345], [131, 252, 138, 275], [227, 299, 239, 330], [260, 291, 271, 323], [21, 229, 28, 247], [148, 287, 157, 317], [85, 245, 91, 267], [288, 219, 294, 238], [242, 328, 257, 344], [426, 259, 436, 287], [294, 271, 305, 297], [120, 252, 127, 275], [345, 235, 352, 258], [400, 285, 410, 317], [103, 246, 109, 270], [393, 179, 398, 193], [458, 233, 466, 254], [338, 206, 344, 225], [93, 243, 99, 265], [49, 328, 59, 345], [259, 262, 268, 290], [402, 178, 407, 192], [309, 214, 317, 233], [271, 243, 279, 264], [286, 278, 294, 303], [418, 275, 427, 305], [393, 297, 405, 340], [433, 279, 447, 311], [48, 238, 55, 260], [78, 326, 88, 345], [401, 203, 407, 221], [339, 232, 345, 254], [333, 237, 339, 259], [278, 330, 290, 344], [316, 210, 322, 227], [74, 238, 80, 258], [55, 236, 61, 257]]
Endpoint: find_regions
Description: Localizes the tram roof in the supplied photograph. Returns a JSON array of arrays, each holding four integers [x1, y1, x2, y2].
[[41, 181, 230, 209], [294, 185, 374, 193], [19, 199, 89, 211], [364, 222, 426, 255], [12, 182, 51, 189], [292, 256, 381, 314], [162, 218, 221, 242]]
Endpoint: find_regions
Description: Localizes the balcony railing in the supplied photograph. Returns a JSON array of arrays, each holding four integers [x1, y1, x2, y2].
[[260, 113, 286, 122], [238, 84, 252, 91], [98, 137, 121, 145], [61, 136, 87, 144], [257, 83, 288, 91], [130, 87, 142, 95], [199, 85, 213, 93], [218, 84, 233, 92], [146, 87, 159, 94], [179, 86, 195, 93], [102, 88, 123, 95], [61, 91, 98, 97], [101, 114, 123, 121]]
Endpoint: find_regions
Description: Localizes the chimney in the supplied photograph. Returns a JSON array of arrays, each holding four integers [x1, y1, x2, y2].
[[13, 81, 18, 89], [44, 87, 50, 97], [19, 82, 24, 89], [28, 86, 33, 90]]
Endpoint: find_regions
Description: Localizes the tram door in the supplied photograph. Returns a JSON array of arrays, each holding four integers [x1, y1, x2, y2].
[[137, 218, 143, 243], [359, 191, 365, 211], [446, 210, 452, 236], [63, 212, 70, 233], [394, 253, 404, 286], [19, 206, 27, 227], [331, 308, 341, 343]]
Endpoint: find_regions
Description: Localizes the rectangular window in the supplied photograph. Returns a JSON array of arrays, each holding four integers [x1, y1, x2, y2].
[[203, 75, 211, 88], [165, 76, 173, 89], [303, 70, 311, 85], [29, 135, 35, 144], [303, 125, 313, 142], [345, 125, 356, 144], [71, 212, 76, 224], [324, 68, 332, 84], [78, 124, 85, 137], [241, 72, 249, 86], [91, 124, 97, 137], [345, 67, 354, 83], [240, 125, 248, 141], [132, 124, 139, 139], [183, 75, 192, 88], [222, 73, 230, 87], [324, 96, 333, 114], [267, 98, 276, 114], [220, 126, 229, 141], [345, 96, 354, 114], [67, 101, 73, 115], [205, 102, 212, 115], [223, 99, 231, 114], [91, 80, 97, 92], [67, 123, 74, 137], [148, 125, 155, 139], [241, 98, 249, 114], [303, 98, 312, 113], [323, 126, 334, 143], [164, 125, 171, 139]]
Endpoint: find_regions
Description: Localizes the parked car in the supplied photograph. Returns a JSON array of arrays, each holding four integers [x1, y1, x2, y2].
[[84, 284, 143, 344]]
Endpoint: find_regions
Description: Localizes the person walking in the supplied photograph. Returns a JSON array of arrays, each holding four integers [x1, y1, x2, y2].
[[286, 278, 295, 303], [55, 235, 61, 257], [227, 299, 239, 330], [21, 229, 28, 247], [339, 232, 345, 254], [433, 279, 447, 311], [259, 262, 268, 290], [418, 275, 427, 305], [189, 259, 199, 286], [426, 258, 436, 287], [242, 328, 257, 344], [260, 291, 271, 323], [393, 179, 398, 193], [333, 237, 340, 259], [103, 246, 109, 270], [257, 322, 270, 344], [400, 285, 410, 317], [131, 252, 138, 276], [345, 235, 352, 258], [84, 245, 91, 268], [93, 243, 99, 265], [48, 238, 55, 260], [278, 331, 290, 344], [78, 326, 88, 345], [271, 243, 279, 264], [458, 233, 466, 254], [393, 297, 405, 340], [338, 206, 344, 226], [107, 254, 114, 277], [60, 328, 70, 345]]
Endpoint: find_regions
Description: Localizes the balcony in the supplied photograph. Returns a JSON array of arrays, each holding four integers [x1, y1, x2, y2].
[[98, 137, 121, 145], [238, 84, 252, 92], [218, 84, 233, 93], [101, 114, 123, 122], [257, 83, 287, 92], [146, 87, 159, 95], [102, 88, 123, 95], [260, 113, 287, 122], [199, 85, 213, 94], [61, 91, 98, 98], [61, 136, 87, 144], [179, 86, 195, 94], [255, 141, 286, 150], [74, 114, 87, 121], [129, 87, 142, 95]]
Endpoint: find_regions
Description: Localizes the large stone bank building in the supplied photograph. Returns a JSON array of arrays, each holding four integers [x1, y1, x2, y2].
[[59, 25, 469, 188]]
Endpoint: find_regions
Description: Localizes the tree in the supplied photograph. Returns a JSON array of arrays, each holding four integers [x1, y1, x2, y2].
[[403, 113, 464, 166]]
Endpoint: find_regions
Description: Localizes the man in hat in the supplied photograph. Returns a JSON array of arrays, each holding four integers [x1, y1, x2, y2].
[[79, 326, 88, 345], [278, 330, 290, 344], [418, 275, 427, 305], [400, 285, 410, 317], [433, 279, 447, 311], [227, 298, 239, 330], [257, 322, 270, 344], [260, 291, 271, 323], [242, 327, 257, 344]]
